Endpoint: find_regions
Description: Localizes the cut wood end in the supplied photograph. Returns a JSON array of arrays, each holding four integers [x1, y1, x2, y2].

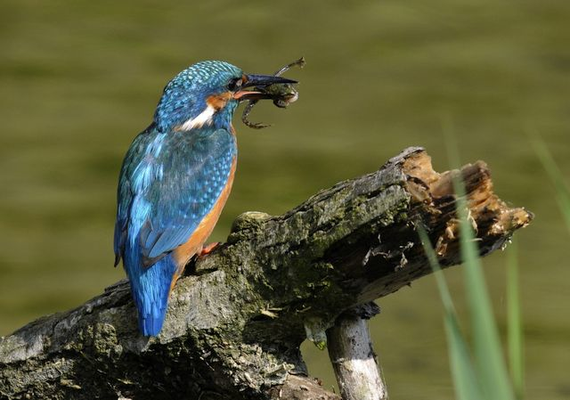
[[401, 149, 533, 256]]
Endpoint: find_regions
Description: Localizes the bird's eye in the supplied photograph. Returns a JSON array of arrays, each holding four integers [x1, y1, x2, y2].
[[228, 78, 243, 92]]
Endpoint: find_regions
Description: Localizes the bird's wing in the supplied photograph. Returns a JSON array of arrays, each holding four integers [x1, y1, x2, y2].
[[114, 126, 236, 267], [114, 128, 154, 266]]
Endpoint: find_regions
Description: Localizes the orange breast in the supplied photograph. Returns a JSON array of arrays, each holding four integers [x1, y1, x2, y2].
[[171, 157, 237, 279]]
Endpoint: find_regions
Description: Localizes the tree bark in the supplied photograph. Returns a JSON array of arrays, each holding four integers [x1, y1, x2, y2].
[[0, 147, 532, 400]]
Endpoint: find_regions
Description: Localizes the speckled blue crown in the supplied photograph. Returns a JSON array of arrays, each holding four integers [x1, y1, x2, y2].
[[154, 61, 243, 131]]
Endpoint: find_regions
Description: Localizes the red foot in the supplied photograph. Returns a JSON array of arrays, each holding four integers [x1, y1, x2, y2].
[[199, 242, 221, 257]]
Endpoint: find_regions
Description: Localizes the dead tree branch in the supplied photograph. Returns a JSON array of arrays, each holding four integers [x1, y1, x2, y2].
[[0, 147, 532, 400]]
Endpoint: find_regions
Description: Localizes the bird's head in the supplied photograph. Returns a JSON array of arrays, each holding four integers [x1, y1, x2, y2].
[[153, 60, 296, 132]]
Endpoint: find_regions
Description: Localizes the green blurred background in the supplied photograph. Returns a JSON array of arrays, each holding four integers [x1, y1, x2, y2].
[[1, 0, 569, 398]]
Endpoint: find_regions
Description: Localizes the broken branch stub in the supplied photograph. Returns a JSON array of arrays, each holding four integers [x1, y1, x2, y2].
[[327, 303, 388, 400]]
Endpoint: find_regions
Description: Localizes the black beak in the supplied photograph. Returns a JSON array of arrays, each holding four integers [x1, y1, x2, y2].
[[243, 74, 297, 88]]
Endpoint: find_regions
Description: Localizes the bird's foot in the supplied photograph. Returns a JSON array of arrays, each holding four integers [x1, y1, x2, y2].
[[199, 242, 221, 257]]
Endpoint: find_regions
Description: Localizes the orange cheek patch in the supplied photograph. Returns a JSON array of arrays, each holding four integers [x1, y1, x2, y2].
[[207, 92, 232, 110]]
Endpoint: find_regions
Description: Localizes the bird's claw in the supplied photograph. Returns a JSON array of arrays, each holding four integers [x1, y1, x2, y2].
[[199, 242, 221, 257]]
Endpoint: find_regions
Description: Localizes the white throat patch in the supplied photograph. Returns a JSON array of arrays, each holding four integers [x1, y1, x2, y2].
[[179, 105, 216, 131]]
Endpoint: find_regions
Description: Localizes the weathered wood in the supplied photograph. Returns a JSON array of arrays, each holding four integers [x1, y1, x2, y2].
[[327, 303, 388, 400], [0, 147, 532, 400]]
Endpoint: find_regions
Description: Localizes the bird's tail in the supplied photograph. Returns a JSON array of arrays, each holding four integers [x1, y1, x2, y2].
[[141, 310, 166, 337], [125, 253, 178, 337]]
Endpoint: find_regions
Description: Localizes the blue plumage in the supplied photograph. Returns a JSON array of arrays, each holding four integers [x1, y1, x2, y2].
[[113, 60, 296, 336], [115, 125, 236, 335]]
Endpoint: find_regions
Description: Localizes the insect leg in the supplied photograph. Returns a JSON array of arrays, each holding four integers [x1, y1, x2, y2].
[[242, 100, 271, 129], [273, 57, 306, 77]]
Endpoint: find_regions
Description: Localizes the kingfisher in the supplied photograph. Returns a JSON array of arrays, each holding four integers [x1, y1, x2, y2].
[[113, 61, 296, 336]]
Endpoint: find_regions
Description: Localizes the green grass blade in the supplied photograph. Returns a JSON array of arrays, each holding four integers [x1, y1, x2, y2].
[[445, 312, 483, 400], [454, 179, 515, 400], [531, 136, 570, 233], [443, 122, 516, 399], [507, 238, 524, 399], [417, 224, 483, 400]]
